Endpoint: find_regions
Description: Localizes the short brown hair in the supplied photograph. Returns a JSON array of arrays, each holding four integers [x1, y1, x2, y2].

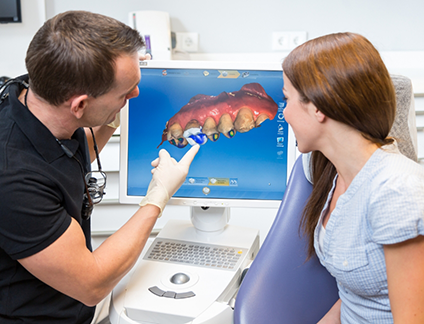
[[26, 11, 144, 106], [283, 32, 396, 258]]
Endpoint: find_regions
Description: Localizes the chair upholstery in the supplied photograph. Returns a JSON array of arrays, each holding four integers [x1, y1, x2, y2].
[[234, 156, 339, 324], [390, 74, 417, 161], [233, 74, 417, 324]]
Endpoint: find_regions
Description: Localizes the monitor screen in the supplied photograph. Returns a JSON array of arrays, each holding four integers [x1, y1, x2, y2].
[[119, 60, 296, 209], [0, 0, 21, 24]]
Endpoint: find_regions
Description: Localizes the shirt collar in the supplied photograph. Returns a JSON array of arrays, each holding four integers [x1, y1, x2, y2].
[[9, 76, 83, 163]]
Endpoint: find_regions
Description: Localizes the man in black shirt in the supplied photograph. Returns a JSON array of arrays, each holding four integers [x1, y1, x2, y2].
[[0, 11, 198, 323]]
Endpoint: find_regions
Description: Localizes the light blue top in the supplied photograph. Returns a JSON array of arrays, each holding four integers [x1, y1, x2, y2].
[[313, 148, 424, 323]]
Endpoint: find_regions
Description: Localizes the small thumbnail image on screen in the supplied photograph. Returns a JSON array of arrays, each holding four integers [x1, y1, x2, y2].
[[127, 67, 288, 201]]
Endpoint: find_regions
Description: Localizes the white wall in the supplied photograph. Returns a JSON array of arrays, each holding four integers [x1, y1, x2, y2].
[[44, 0, 424, 53], [3, 1, 424, 76], [0, 0, 45, 78]]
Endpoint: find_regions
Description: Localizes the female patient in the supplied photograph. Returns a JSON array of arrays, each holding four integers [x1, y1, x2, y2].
[[282, 32, 424, 323]]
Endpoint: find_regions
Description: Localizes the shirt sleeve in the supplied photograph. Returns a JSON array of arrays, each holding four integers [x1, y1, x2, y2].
[[369, 163, 424, 245], [0, 168, 72, 260]]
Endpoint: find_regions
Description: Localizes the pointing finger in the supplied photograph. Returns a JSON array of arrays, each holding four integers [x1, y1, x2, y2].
[[178, 144, 200, 169]]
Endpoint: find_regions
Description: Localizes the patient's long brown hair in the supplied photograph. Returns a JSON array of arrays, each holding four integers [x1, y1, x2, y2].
[[282, 33, 396, 258]]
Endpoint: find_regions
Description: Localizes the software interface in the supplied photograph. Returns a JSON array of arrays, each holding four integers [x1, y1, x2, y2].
[[126, 65, 288, 202]]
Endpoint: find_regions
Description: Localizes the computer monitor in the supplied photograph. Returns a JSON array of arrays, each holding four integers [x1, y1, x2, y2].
[[0, 0, 22, 24], [119, 60, 296, 231]]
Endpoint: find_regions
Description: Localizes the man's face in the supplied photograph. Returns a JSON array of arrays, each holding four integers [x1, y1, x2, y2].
[[85, 53, 140, 126]]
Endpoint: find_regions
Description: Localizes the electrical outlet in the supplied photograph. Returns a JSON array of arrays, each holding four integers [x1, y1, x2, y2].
[[175, 32, 199, 52], [272, 31, 307, 51]]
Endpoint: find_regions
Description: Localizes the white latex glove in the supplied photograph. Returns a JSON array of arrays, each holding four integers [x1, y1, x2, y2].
[[139, 53, 152, 61], [107, 112, 120, 129], [139, 145, 200, 216]]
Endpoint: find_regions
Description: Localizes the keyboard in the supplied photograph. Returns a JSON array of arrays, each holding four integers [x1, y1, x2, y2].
[[143, 238, 248, 271]]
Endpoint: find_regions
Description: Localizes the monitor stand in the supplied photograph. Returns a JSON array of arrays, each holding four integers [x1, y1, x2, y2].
[[190, 206, 230, 233], [109, 206, 260, 324]]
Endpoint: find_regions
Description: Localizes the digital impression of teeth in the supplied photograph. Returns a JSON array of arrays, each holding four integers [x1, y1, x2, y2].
[[158, 83, 278, 148]]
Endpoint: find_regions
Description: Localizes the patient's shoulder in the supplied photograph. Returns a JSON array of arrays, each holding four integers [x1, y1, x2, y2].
[[370, 149, 424, 194]]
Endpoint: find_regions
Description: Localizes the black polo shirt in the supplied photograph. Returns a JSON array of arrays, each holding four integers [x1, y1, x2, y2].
[[0, 76, 95, 323]]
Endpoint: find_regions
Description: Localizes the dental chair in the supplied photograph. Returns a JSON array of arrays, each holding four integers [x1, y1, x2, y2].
[[234, 155, 338, 324], [233, 74, 417, 324]]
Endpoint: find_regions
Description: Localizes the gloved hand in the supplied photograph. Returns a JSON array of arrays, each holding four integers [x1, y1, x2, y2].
[[107, 112, 120, 129], [139, 144, 200, 216], [139, 53, 152, 61]]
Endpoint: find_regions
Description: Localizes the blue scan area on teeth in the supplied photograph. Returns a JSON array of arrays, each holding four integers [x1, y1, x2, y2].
[[189, 133, 207, 145], [184, 127, 208, 146]]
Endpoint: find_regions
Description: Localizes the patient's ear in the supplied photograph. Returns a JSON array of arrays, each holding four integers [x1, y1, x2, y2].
[[315, 109, 326, 123], [69, 94, 89, 119]]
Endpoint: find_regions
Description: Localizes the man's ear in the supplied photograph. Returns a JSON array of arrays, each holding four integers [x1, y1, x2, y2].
[[69, 94, 89, 119]]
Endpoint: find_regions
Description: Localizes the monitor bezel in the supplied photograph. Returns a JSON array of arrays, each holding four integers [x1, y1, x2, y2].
[[119, 60, 297, 208], [0, 0, 22, 24]]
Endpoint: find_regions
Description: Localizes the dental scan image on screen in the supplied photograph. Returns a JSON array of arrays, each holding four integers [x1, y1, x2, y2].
[[120, 61, 294, 208]]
